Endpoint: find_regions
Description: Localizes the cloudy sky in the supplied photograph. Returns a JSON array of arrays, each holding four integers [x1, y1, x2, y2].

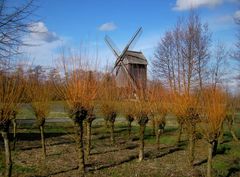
[[15, 0, 240, 68]]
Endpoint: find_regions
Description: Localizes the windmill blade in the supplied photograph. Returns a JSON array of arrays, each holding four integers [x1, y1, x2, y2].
[[120, 27, 143, 56], [104, 35, 121, 57], [114, 27, 143, 70], [119, 60, 138, 92], [111, 58, 120, 73], [128, 27, 143, 50]]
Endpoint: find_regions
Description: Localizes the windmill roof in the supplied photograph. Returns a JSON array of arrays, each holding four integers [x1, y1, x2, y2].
[[124, 50, 148, 65]]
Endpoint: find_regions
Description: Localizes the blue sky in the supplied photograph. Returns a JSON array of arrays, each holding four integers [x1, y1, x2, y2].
[[16, 0, 240, 69]]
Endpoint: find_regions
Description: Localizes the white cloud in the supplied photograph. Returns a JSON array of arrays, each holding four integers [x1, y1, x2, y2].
[[21, 40, 64, 66], [28, 22, 60, 43], [234, 10, 240, 21], [173, 0, 223, 10], [21, 22, 66, 66], [98, 22, 117, 31]]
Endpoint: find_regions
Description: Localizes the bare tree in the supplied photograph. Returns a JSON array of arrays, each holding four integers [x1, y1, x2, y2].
[[0, 68, 25, 177], [152, 31, 176, 92], [152, 12, 211, 94], [99, 73, 119, 144], [11, 65, 25, 150], [193, 15, 211, 90], [152, 11, 212, 166], [84, 71, 97, 158], [172, 93, 200, 166], [199, 87, 227, 177], [225, 94, 239, 142], [148, 81, 168, 150], [210, 42, 228, 90], [0, 0, 37, 59], [85, 107, 96, 158], [27, 66, 51, 158], [133, 99, 149, 162], [121, 100, 135, 139], [233, 15, 240, 81], [54, 51, 98, 176]]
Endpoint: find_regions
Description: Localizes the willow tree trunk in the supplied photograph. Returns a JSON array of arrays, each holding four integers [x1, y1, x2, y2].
[[219, 123, 224, 143], [127, 120, 132, 138], [151, 118, 155, 136], [104, 118, 108, 129], [176, 123, 183, 145], [207, 142, 214, 177], [1, 121, 12, 177], [212, 139, 218, 157], [86, 121, 92, 157], [230, 130, 239, 142], [109, 121, 115, 144], [139, 124, 146, 161], [228, 122, 239, 142], [39, 125, 46, 158], [156, 128, 161, 150], [74, 120, 85, 176], [188, 126, 196, 166], [12, 119, 17, 150]]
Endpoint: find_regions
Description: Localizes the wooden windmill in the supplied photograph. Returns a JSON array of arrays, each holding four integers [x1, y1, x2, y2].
[[105, 27, 148, 93]]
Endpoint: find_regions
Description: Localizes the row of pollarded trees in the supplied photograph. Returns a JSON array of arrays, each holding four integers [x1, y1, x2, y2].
[[0, 61, 239, 177], [171, 88, 228, 177], [0, 40, 238, 177], [100, 76, 239, 177], [0, 65, 55, 177], [0, 68, 25, 177], [0, 60, 98, 177], [151, 11, 240, 177]]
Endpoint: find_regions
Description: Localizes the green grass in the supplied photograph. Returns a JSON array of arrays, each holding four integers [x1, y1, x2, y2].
[[16, 101, 69, 119], [0, 153, 36, 175], [14, 164, 36, 173], [0, 154, 4, 174], [212, 141, 240, 176], [213, 161, 229, 176], [44, 124, 74, 133], [48, 111, 68, 118], [17, 105, 35, 119], [1, 111, 239, 177]]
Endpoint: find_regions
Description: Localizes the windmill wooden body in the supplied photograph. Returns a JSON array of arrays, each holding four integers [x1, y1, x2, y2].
[[105, 27, 148, 92]]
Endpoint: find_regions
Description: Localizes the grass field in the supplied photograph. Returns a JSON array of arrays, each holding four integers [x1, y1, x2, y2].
[[0, 112, 239, 177], [16, 101, 69, 119]]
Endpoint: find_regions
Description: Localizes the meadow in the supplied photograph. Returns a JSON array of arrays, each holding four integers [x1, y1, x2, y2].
[[0, 103, 239, 177]]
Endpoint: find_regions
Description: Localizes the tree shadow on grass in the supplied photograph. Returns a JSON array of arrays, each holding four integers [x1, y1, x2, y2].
[[95, 134, 110, 140], [7, 133, 75, 151], [44, 153, 137, 176], [163, 127, 178, 134], [18, 140, 76, 151], [226, 167, 240, 177], [92, 128, 127, 137], [194, 159, 208, 166], [5, 132, 69, 141], [194, 145, 232, 167], [44, 154, 138, 176], [86, 154, 138, 172], [226, 158, 240, 177], [43, 144, 183, 176], [91, 144, 138, 155], [36, 166, 79, 177], [145, 146, 184, 160], [89, 145, 183, 172]]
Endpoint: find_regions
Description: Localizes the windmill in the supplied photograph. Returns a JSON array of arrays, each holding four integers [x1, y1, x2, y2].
[[105, 27, 148, 93]]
